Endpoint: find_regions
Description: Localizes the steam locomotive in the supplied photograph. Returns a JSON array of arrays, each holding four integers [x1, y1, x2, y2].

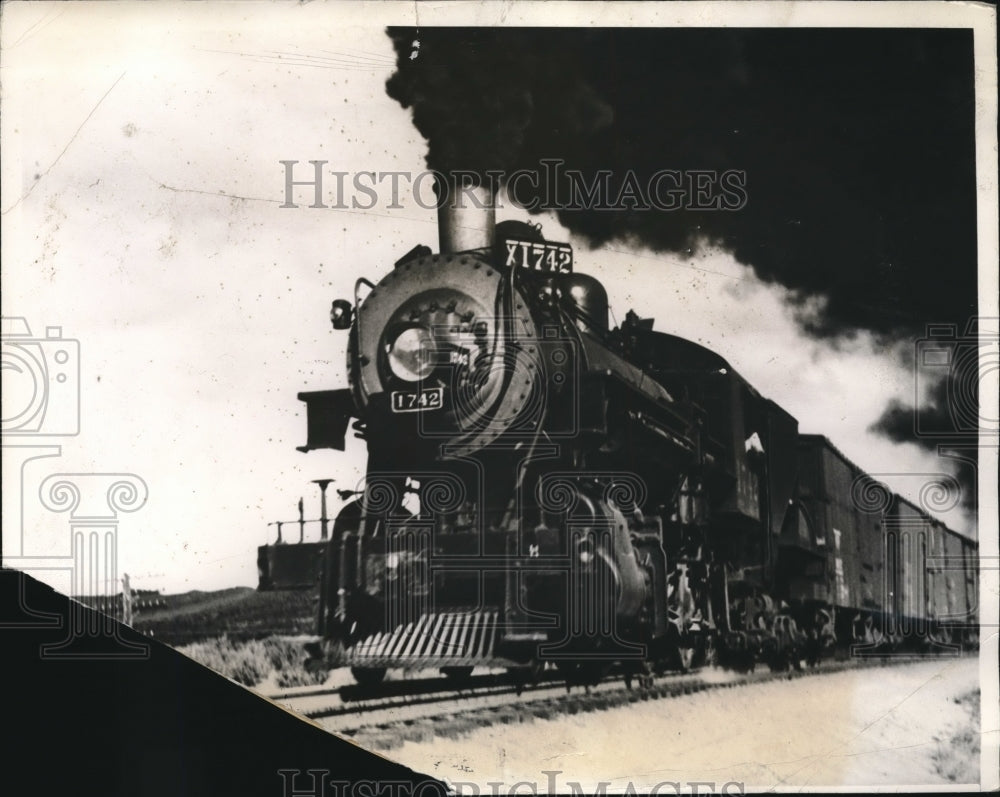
[[297, 188, 979, 686]]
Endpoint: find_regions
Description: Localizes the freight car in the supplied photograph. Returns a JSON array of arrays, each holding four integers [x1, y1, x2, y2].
[[257, 542, 324, 591], [296, 188, 978, 685], [779, 435, 979, 658]]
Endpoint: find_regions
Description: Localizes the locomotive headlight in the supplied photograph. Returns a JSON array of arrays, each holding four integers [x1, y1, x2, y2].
[[386, 326, 436, 382]]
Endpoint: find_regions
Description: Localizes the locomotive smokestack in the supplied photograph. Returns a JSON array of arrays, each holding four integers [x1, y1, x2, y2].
[[437, 180, 495, 254]]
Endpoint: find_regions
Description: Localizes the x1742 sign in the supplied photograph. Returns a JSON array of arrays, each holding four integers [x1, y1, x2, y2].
[[501, 238, 573, 272]]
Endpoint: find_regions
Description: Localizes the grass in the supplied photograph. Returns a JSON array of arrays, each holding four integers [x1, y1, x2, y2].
[[177, 635, 328, 688], [933, 688, 981, 783]]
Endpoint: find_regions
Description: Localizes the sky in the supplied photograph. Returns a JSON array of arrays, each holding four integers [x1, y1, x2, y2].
[[2, 2, 996, 595]]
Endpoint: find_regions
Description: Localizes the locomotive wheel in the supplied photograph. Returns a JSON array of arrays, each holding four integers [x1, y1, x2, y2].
[[350, 666, 387, 687], [695, 635, 718, 669]]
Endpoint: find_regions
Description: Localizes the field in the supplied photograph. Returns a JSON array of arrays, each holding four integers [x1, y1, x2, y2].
[[129, 587, 317, 646]]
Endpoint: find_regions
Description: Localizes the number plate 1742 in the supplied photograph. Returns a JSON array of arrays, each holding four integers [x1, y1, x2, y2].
[[503, 238, 573, 272], [391, 387, 443, 413]]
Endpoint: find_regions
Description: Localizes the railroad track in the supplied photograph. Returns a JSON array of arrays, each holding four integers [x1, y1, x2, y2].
[[264, 655, 931, 751], [267, 667, 577, 725]]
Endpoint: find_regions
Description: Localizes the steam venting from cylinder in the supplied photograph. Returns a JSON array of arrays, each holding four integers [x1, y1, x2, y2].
[[438, 181, 495, 255]]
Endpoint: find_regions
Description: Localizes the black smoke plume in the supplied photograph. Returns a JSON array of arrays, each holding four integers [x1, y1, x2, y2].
[[386, 27, 980, 517]]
